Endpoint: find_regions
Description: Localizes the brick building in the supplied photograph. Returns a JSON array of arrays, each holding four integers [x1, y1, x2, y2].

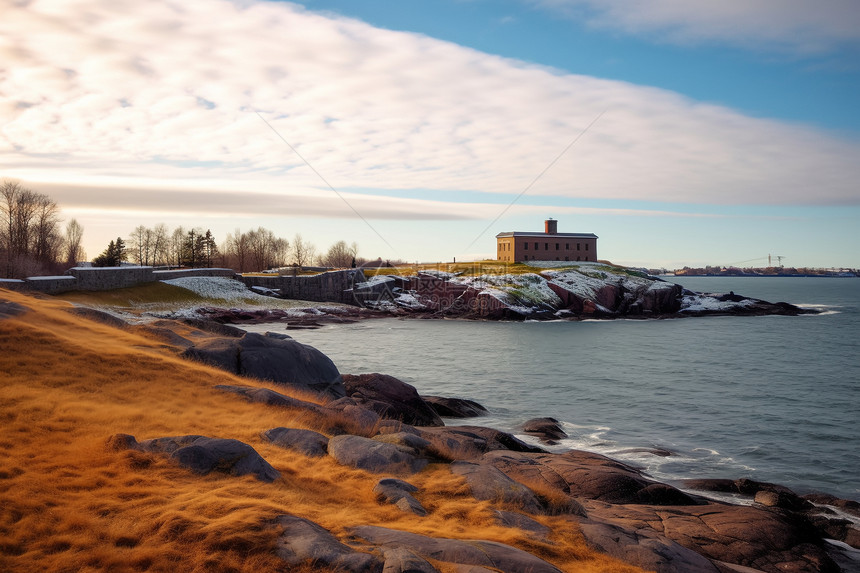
[[496, 219, 598, 263]]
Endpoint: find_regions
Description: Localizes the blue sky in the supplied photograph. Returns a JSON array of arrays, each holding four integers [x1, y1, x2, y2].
[[2, 0, 859, 268]]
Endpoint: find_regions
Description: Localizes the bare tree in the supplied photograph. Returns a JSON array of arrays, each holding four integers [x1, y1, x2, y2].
[[170, 226, 185, 267], [291, 233, 317, 268], [319, 240, 358, 268], [0, 179, 63, 277], [62, 219, 85, 266], [151, 223, 169, 266]]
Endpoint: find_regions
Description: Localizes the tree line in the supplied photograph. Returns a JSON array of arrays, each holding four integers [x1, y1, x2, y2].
[[1, 180, 85, 278], [1, 179, 372, 278]]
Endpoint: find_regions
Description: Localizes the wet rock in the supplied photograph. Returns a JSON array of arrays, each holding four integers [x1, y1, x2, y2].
[[684, 478, 813, 511], [483, 450, 701, 506], [450, 461, 544, 514], [180, 317, 246, 337], [328, 435, 428, 475], [275, 514, 382, 572], [183, 332, 345, 399], [803, 493, 860, 518], [421, 396, 488, 418], [343, 373, 443, 427], [519, 417, 567, 443], [416, 426, 545, 461], [262, 427, 329, 457], [350, 525, 563, 573]]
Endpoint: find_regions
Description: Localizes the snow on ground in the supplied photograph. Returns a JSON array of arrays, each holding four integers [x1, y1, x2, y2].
[[162, 277, 273, 302], [680, 294, 757, 313]]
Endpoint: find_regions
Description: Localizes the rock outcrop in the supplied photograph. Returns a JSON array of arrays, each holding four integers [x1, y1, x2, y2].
[[107, 433, 280, 482], [182, 331, 345, 398], [342, 373, 444, 427]]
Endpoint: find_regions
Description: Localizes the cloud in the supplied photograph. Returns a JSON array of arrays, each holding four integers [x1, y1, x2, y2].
[[530, 0, 860, 54], [2, 0, 860, 228]]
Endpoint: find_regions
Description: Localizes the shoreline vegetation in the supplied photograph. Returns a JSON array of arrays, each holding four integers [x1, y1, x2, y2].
[[2, 268, 858, 572]]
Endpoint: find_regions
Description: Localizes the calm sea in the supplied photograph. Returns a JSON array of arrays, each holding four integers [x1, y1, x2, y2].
[[245, 277, 860, 501]]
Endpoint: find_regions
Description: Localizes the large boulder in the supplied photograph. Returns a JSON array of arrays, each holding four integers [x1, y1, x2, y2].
[[583, 501, 838, 573], [519, 417, 568, 444], [578, 517, 720, 573], [350, 525, 564, 573], [262, 427, 329, 457], [108, 434, 280, 482], [183, 332, 345, 399], [342, 373, 443, 427], [275, 514, 382, 572], [421, 396, 488, 418], [328, 434, 428, 475], [450, 461, 545, 515], [483, 450, 701, 506]]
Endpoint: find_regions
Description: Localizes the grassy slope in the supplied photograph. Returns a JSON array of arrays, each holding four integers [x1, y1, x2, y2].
[[0, 288, 643, 573]]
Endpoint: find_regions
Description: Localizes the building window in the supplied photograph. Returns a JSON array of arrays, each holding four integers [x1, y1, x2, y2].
[[585, 244, 589, 251], [555, 243, 559, 250], [577, 256, 580, 261], [565, 243, 569, 250], [577, 243, 580, 251], [565, 256, 569, 261], [534, 242, 538, 250], [524, 242, 528, 250], [544, 242, 548, 250]]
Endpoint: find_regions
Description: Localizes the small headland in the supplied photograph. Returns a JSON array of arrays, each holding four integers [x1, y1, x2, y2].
[[1, 287, 855, 572]]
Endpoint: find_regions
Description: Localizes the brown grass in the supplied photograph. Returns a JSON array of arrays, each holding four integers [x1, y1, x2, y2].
[[0, 288, 644, 572]]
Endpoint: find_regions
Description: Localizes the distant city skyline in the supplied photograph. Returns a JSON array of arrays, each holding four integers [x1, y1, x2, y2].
[[2, 0, 859, 268]]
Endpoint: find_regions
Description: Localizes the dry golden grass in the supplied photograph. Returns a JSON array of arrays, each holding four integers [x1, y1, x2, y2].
[[0, 288, 644, 572]]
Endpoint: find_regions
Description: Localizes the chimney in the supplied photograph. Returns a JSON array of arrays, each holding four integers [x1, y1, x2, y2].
[[545, 218, 557, 235]]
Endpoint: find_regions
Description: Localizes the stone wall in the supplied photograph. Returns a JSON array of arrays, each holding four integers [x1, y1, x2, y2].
[[0, 267, 241, 295], [67, 266, 156, 291], [241, 269, 365, 306]]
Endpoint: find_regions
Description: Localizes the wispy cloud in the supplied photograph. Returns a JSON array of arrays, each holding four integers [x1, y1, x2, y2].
[[530, 0, 860, 54], [2, 0, 860, 228]]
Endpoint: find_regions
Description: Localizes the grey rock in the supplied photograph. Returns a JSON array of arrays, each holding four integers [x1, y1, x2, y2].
[[262, 427, 329, 457], [134, 435, 280, 482], [343, 373, 443, 427], [374, 478, 427, 517], [450, 461, 544, 515], [416, 426, 546, 461], [373, 432, 432, 454], [493, 510, 552, 542], [180, 317, 246, 337], [381, 546, 439, 573], [351, 525, 563, 573], [328, 435, 428, 475], [421, 396, 488, 418], [215, 384, 328, 415], [0, 300, 27, 320], [183, 332, 345, 399], [66, 307, 128, 329], [275, 514, 382, 572]]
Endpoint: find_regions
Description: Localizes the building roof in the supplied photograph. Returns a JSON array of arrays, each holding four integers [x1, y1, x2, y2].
[[495, 231, 598, 239]]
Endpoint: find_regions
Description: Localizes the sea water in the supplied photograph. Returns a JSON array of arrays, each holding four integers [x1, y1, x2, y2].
[[244, 277, 860, 501]]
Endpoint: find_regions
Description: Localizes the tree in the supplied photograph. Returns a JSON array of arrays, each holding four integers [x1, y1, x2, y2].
[[92, 237, 127, 267], [62, 219, 85, 266], [319, 240, 358, 268], [1, 179, 64, 277], [291, 234, 316, 268], [221, 227, 288, 272]]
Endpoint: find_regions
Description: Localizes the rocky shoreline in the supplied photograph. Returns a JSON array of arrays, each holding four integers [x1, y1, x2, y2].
[[121, 314, 858, 573]]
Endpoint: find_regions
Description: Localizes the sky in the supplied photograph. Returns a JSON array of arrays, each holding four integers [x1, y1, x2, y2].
[[2, 0, 859, 269]]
